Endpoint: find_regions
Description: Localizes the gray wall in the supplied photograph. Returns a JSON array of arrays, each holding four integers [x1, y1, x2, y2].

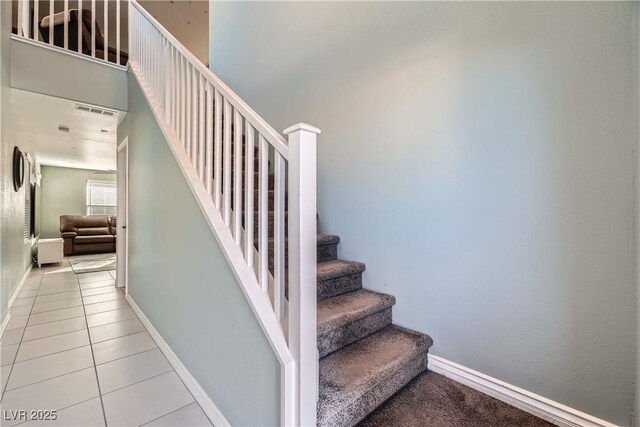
[[122, 71, 280, 426], [40, 165, 116, 239], [210, 2, 636, 425], [0, 0, 34, 323]]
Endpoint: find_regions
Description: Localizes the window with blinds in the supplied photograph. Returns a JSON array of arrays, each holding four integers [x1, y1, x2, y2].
[[86, 180, 117, 215], [23, 157, 31, 240]]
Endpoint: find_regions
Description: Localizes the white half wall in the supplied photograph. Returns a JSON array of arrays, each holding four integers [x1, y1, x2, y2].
[[11, 37, 127, 111]]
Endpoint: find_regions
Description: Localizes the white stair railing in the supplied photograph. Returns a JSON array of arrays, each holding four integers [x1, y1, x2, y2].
[[13, 0, 126, 67], [128, 1, 319, 425]]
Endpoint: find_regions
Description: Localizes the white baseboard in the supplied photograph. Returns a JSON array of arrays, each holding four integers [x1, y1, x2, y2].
[[428, 355, 617, 427], [126, 295, 231, 427], [1, 312, 11, 337], [2, 265, 33, 336], [8, 264, 33, 310]]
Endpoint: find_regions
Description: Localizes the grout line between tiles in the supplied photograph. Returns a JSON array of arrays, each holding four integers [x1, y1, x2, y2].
[[12, 341, 90, 364], [99, 366, 175, 398], [78, 272, 110, 427], [138, 401, 197, 426], [0, 272, 43, 399], [21, 324, 89, 343], [4, 364, 94, 393]]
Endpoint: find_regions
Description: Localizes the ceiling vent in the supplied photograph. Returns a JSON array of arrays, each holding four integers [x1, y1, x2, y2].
[[75, 104, 116, 117]]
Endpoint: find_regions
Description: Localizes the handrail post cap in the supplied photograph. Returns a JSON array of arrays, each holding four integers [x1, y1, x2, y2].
[[283, 123, 321, 136]]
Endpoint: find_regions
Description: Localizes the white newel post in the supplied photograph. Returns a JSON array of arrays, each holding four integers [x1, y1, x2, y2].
[[285, 123, 320, 426]]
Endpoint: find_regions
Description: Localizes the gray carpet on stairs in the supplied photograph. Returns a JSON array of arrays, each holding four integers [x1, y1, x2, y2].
[[357, 371, 554, 427]]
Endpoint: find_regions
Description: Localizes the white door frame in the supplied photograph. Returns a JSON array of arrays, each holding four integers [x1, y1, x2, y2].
[[116, 138, 129, 295]]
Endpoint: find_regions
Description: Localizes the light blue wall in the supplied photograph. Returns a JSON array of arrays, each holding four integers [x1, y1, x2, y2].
[[121, 71, 280, 426], [0, 0, 33, 324], [210, 2, 636, 425]]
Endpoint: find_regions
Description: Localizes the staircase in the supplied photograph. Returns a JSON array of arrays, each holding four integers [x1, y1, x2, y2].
[[128, 2, 433, 425], [250, 160, 433, 426], [315, 237, 433, 426]]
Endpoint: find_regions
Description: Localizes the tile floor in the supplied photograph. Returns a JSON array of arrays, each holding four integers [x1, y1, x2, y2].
[[1, 258, 212, 427]]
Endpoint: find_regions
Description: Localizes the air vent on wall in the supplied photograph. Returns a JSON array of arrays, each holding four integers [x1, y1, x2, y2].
[[75, 104, 116, 117]]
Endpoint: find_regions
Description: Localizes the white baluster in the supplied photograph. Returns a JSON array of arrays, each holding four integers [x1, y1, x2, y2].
[[64, 0, 69, 49], [33, 0, 39, 41], [186, 63, 192, 157], [198, 75, 206, 180], [206, 83, 214, 195], [223, 100, 232, 226], [259, 136, 269, 293], [17, 0, 23, 37], [284, 123, 320, 427], [103, 0, 107, 61], [191, 66, 198, 166], [116, 0, 120, 64], [214, 90, 223, 209], [49, 0, 54, 45], [244, 124, 255, 266], [90, 0, 95, 56], [274, 152, 286, 320], [233, 110, 243, 244]]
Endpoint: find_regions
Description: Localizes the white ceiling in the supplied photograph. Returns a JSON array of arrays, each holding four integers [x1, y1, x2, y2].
[[11, 89, 126, 171], [139, 0, 209, 65]]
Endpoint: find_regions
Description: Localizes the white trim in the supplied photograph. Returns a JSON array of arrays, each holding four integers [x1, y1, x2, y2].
[[10, 34, 127, 71], [128, 64, 296, 426], [428, 355, 617, 427], [2, 265, 33, 336], [117, 139, 129, 293], [1, 313, 10, 338], [8, 265, 33, 313], [126, 295, 230, 427], [129, 0, 289, 160]]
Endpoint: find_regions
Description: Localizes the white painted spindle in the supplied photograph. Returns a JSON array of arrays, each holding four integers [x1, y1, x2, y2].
[[233, 109, 243, 244], [259, 136, 269, 293], [78, 0, 83, 52], [103, 0, 108, 61], [274, 152, 286, 321], [49, 0, 54, 45], [116, 0, 120, 63], [198, 75, 206, 179], [245, 124, 255, 266], [64, 0, 69, 49], [205, 84, 214, 195], [90, 0, 95, 56], [33, 0, 39, 41], [214, 90, 222, 209], [223, 100, 232, 226]]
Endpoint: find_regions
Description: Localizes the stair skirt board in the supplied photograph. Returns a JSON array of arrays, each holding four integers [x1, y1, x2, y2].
[[427, 355, 616, 427], [126, 295, 231, 427]]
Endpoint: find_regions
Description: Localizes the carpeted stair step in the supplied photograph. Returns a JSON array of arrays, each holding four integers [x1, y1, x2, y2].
[[317, 289, 395, 357], [317, 260, 366, 301], [317, 234, 340, 262], [258, 234, 341, 270], [318, 325, 433, 427]]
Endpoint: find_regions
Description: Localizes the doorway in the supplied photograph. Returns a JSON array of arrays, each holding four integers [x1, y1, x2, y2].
[[116, 139, 128, 293]]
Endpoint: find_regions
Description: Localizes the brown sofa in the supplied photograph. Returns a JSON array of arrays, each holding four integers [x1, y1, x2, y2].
[[60, 215, 117, 256]]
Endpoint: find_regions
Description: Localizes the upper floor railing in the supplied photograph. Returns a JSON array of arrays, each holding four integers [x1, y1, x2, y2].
[[13, 0, 127, 67], [128, 1, 319, 425]]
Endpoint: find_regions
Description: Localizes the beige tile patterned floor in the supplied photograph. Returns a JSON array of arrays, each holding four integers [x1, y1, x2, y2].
[[1, 257, 212, 427]]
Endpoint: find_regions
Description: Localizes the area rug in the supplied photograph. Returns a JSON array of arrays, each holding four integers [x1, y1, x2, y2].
[[69, 255, 117, 274]]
